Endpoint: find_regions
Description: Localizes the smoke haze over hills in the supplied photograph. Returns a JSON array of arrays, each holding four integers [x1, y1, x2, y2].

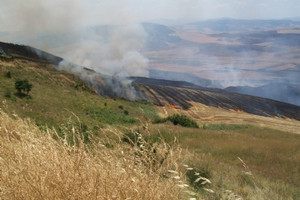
[[0, 0, 149, 77], [1, 0, 300, 105]]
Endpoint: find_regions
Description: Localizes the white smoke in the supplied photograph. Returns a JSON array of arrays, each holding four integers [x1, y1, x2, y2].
[[59, 24, 149, 77], [0, 0, 149, 78], [0, 0, 84, 34]]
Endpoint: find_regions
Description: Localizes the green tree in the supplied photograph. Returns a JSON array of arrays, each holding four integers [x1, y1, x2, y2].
[[24, 80, 33, 95], [4, 71, 11, 78], [4, 89, 11, 98], [153, 114, 199, 128], [15, 79, 23, 93], [15, 79, 33, 95], [124, 110, 129, 115]]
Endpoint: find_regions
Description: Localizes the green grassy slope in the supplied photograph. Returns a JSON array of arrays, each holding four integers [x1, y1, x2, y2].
[[0, 59, 156, 132]]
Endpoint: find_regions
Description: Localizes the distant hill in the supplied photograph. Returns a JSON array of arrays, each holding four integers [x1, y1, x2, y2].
[[149, 69, 218, 88], [183, 18, 300, 32], [142, 23, 182, 50], [133, 77, 300, 120], [226, 83, 300, 106]]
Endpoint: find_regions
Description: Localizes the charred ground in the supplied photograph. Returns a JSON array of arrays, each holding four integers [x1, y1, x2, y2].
[[0, 42, 62, 65], [132, 77, 300, 120]]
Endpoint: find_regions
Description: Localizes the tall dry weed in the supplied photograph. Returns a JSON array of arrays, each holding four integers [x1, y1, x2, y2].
[[0, 110, 184, 199]]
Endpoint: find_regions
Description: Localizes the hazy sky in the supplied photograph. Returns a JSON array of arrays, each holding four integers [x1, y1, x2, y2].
[[1, 0, 300, 33], [127, 0, 300, 21]]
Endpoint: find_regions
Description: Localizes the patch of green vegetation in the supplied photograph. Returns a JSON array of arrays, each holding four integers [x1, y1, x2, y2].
[[153, 117, 168, 124], [145, 130, 175, 144], [122, 131, 140, 145], [124, 110, 129, 115], [202, 123, 251, 130], [103, 142, 114, 149], [154, 114, 199, 128], [4, 71, 11, 78], [238, 173, 256, 188], [4, 89, 11, 98], [15, 78, 33, 96], [85, 108, 137, 125], [52, 117, 90, 146]]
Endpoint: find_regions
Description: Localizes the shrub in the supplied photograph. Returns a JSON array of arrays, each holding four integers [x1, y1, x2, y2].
[[4, 89, 11, 98], [4, 71, 11, 78], [103, 142, 114, 148], [80, 122, 89, 144], [122, 131, 139, 145], [153, 117, 168, 124], [202, 124, 250, 130], [85, 109, 137, 125], [167, 115, 199, 128], [15, 79, 33, 95], [124, 110, 129, 115], [145, 130, 175, 145], [154, 114, 199, 128], [118, 105, 124, 110]]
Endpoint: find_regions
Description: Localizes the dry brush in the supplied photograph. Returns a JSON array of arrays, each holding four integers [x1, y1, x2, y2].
[[0, 110, 185, 200]]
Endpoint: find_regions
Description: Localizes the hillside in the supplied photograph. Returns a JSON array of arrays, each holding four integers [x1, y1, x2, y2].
[[132, 77, 300, 121], [0, 58, 156, 133], [226, 83, 300, 106], [1, 43, 300, 199], [0, 41, 63, 65], [142, 20, 300, 107]]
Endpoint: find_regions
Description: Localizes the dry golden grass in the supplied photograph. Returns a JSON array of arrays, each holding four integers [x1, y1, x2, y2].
[[187, 153, 299, 200], [149, 103, 300, 199], [0, 110, 185, 200], [156, 102, 300, 134]]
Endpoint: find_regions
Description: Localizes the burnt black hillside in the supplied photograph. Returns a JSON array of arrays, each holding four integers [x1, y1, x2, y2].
[[133, 77, 300, 120], [0, 42, 63, 65]]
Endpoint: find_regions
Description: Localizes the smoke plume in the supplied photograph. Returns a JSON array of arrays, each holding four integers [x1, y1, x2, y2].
[[0, 0, 149, 100]]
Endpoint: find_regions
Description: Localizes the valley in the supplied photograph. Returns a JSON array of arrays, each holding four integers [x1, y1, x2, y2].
[[142, 20, 300, 106]]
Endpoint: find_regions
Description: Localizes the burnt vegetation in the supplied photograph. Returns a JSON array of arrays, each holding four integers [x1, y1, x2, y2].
[[0, 42, 63, 65], [133, 77, 300, 120]]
